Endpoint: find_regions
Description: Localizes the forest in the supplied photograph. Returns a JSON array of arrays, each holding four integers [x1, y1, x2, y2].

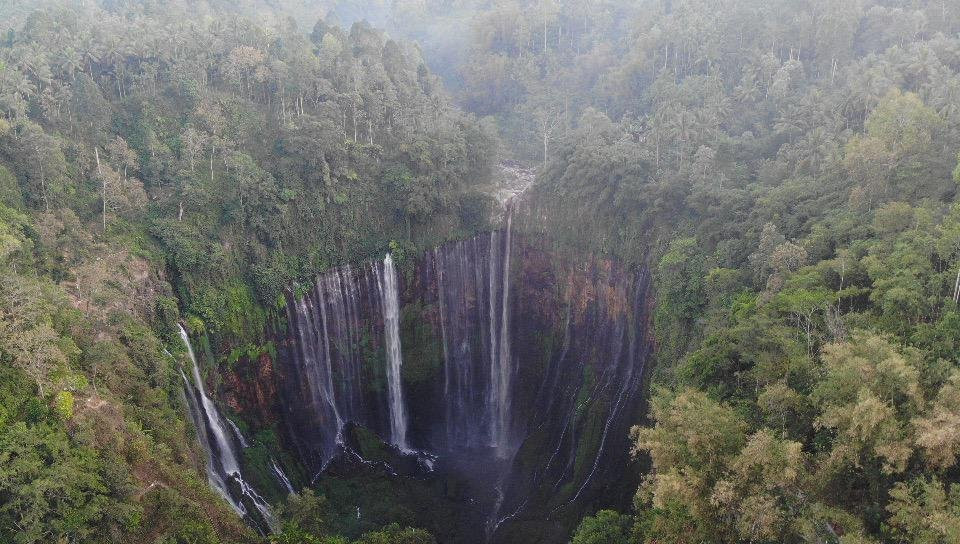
[[1, 0, 960, 543]]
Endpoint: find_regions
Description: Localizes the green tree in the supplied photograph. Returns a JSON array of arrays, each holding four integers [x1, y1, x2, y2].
[[631, 389, 747, 542], [0, 164, 22, 209], [655, 238, 706, 360], [0, 422, 130, 544], [277, 489, 330, 540], [7, 323, 67, 397], [353, 523, 435, 544], [886, 478, 960, 544], [813, 332, 922, 475], [710, 430, 808, 543], [571, 510, 637, 544], [913, 371, 960, 470], [844, 91, 944, 203]]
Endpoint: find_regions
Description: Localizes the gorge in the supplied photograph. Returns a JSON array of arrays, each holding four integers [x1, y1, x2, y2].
[[5, 2, 960, 543], [204, 197, 657, 542]]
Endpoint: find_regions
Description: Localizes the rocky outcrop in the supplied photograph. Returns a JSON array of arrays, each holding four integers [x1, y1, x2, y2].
[[222, 352, 281, 429]]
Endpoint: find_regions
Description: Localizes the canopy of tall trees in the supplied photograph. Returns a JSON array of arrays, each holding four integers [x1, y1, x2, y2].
[[4, 0, 960, 543], [0, 1, 495, 542]]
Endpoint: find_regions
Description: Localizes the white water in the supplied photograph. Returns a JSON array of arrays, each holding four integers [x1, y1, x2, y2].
[[227, 419, 251, 448], [487, 231, 500, 447], [490, 208, 513, 455], [177, 324, 275, 530], [378, 254, 409, 451], [314, 292, 344, 434], [288, 290, 343, 464], [179, 367, 244, 515], [178, 326, 243, 508], [435, 247, 455, 445], [271, 458, 295, 494]]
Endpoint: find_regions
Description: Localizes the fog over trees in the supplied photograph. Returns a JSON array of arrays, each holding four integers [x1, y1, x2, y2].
[[1, 1, 960, 543]]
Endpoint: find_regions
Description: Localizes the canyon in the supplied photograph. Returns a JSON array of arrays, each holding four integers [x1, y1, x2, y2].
[[185, 196, 657, 542]]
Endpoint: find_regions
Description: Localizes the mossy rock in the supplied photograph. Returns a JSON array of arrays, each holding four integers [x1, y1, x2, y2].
[[399, 302, 442, 384], [572, 398, 608, 484], [361, 328, 387, 393], [352, 425, 389, 463]]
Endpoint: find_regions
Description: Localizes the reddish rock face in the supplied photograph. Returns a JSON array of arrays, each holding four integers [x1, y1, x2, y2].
[[221, 352, 280, 428]]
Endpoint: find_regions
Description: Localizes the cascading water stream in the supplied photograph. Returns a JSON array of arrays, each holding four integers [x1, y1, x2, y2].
[[227, 418, 295, 496], [177, 324, 275, 532], [487, 231, 500, 445], [178, 326, 243, 508], [490, 206, 513, 455], [179, 367, 241, 514], [282, 259, 430, 468], [378, 254, 409, 451], [315, 288, 343, 435], [271, 459, 296, 495], [227, 419, 250, 448], [431, 214, 516, 454]]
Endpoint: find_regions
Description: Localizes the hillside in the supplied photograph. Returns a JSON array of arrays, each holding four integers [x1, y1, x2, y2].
[[2, 1, 960, 544]]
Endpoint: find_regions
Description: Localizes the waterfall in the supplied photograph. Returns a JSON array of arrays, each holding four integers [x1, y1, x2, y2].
[[490, 207, 513, 454], [282, 259, 426, 468], [487, 231, 500, 447], [269, 207, 654, 542], [430, 216, 516, 454], [315, 286, 343, 432], [269, 225, 654, 542], [318, 267, 363, 423], [378, 253, 409, 451], [178, 325, 242, 510], [227, 419, 250, 448], [284, 282, 344, 467], [271, 458, 295, 495], [179, 367, 241, 514], [435, 237, 491, 449], [177, 325, 275, 532]]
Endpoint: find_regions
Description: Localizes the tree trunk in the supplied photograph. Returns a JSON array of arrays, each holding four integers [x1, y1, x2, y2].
[[656, 131, 660, 170], [953, 264, 960, 304], [543, 128, 549, 169], [542, 1, 548, 53], [96, 147, 105, 232], [35, 145, 49, 213]]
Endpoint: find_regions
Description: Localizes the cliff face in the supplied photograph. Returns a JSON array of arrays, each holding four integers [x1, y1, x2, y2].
[[222, 352, 280, 429], [248, 223, 654, 542], [492, 243, 654, 542]]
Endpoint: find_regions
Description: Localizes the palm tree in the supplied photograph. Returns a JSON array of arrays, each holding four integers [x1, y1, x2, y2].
[[56, 47, 83, 82], [664, 102, 697, 170]]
